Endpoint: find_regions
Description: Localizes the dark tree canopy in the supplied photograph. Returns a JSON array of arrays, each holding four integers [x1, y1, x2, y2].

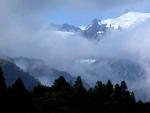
[[0, 68, 149, 113], [0, 67, 7, 94], [121, 81, 128, 91], [73, 76, 87, 98], [52, 76, 70, 91]]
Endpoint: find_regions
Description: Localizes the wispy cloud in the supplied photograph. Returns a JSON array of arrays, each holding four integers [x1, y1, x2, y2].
[[1, 0, 150, 101], [11, 0, 150, 13]]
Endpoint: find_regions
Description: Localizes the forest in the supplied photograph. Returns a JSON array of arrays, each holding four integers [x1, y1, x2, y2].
[[0, 67, 150, 113]]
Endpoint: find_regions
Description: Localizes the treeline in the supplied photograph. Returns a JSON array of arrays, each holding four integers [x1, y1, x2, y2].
[[0, 67, 150, 113]]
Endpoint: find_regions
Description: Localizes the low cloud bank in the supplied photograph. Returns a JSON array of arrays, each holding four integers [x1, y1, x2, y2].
[[1, 0, 150, 101]]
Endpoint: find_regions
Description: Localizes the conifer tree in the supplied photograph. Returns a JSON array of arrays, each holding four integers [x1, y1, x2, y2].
[[73, 76, 86, 95], [94, 81, 106, 102], [121, 81, 128, 91], [8, 78, 31, 113], [53, 76, 70, 91], [106, 80, 113, 98]]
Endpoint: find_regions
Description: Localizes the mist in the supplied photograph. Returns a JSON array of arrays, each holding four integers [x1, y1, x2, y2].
[[1, 0, 150, 101]]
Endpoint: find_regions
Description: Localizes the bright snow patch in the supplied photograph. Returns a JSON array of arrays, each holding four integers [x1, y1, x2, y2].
[[102, 12, 150, 29], [77, 59, 97, 64], [79, 26, 86, 30], [97, 31, 104, 34]]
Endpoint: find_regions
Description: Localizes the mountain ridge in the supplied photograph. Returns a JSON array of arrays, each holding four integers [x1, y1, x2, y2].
[[48, 11, 150, 39]]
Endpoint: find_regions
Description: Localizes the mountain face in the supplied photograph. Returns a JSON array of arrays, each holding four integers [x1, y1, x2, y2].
[[49, 11, 150, 39], [12, 57, 75, 86], [0, 59, 39, 90], [82, 19, 108, 39], [49, 23, 81, 32], [82, 12, 150, 39]]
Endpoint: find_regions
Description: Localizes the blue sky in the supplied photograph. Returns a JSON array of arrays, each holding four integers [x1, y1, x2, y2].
[[33, 0, 150, 26], [8, 0, 150, 27], [41, 9, 150, 27], [43, 9, 120, 26]]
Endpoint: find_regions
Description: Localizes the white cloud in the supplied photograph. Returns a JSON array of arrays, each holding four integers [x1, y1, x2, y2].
[[1, 0, 150, 100]]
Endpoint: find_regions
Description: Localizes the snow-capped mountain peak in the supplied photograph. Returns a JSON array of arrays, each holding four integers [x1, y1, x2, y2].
[[102, 11, 150, 29], [82, 18, 107, 39], [48, 11, 150, 39], [85, 19, 101, 30]]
